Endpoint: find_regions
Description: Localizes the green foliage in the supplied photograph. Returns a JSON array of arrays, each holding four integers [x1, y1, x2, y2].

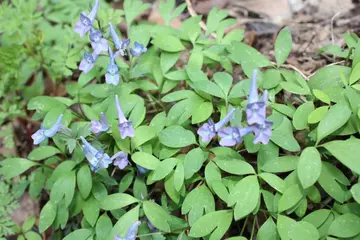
[[3, 0, 360, 239]]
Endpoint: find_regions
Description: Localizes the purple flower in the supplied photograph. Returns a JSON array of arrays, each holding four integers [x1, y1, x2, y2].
[[74, 0, 99, 37], [253, 120, 273, 144], [105, 47, 120, 85], [80, 136, 112, 172], [109, 23, 130, 56], [246, 70, 268, 125], [115, 95, 135, 139], [130, 42, 147, 57], [79, 51, 98, 73], [91, 112, 109, 134], [197, 108, 235, 142], [111, 151, 130, 169], [114, 221, 141, 240], [90, 28, 109, 54], [31, 114, 68, 145], [218, 126, 254, 147]]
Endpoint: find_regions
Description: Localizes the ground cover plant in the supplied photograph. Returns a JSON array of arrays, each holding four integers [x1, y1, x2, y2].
[[2, 0, 360, 240]]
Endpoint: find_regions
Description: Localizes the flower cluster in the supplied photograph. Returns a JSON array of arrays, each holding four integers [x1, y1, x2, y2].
[[198, 69, 273, 146], [74, 0, 147, 85]]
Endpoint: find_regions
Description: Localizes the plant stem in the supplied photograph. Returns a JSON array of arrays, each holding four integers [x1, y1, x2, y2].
[[240, 215, 249, 236], [250, 216, 257, 240]]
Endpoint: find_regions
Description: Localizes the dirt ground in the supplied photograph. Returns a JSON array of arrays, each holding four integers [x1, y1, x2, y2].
[[9, 0, 360, 229]]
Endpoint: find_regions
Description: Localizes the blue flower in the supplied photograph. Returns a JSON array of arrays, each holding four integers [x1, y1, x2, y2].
[[218, 126, 254, 147], [115, 95, 135, 139], [111, 151, 129, 169], [80, 136, 112, 172], [109, 23, 130, 56], [114, 221, 141, 240], [31, 114, 67, 145], [105, 47, 120, 85], [137, 165, 149, 175], [197, 108, 235, 142], [130, 41, 147, 57], [90, 28, 109, 54], [79, 51, 98, 73], [253, 120, 273, 144], [74, 0, 99, 37], [91, 112, 109, 134], [246, 70, 268, 125]]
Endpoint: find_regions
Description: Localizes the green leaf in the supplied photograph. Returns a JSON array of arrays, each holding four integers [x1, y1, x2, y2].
[[77, 165, 92, 199], [213, 72, 233, 97], [39, 201, 57, 233], [159, 0, 186, 25], [151, 35, 185, 52], [317, 103, 351, 143], [263, 69, 282, 89], [351, 183, 360, 204], [322, 138, 360, 175], [124, 0, 150, 25], [111, 205, 140, 237], [83, 196, 100, 227], [259, 173, 285, 193], [277, 215, 297, 240], [24, 231, 42, 240], [271, 117, 300, 152], [118, 171, 135, 193], [99, 193, 139, 211], [131, 126, 156, 149], [228, 175, 260, 220], [189, 210, 233, 240], [184, 148, 206, 179], [278, 184, 303, 212], [288, 221, 319, 240], [350, 61, 360, 85], [28, 146, 60, 161], [228, 42, 272, 76], [318, 161, 349, 203], [22, 216, 36, 232], [313, 89, 331, 104], [159, 126, 196, 148], [292, 102, 314, 130], [78, 70, 97, 88], [257, 218, 279, 240], [205, 8, 228, 36], [193, 81, 225, 99], [131, 152, 160, 170], [302, 209, 331, 228], [95, 213, 112, 240], [275, 27, 292, 65], [151, 158, 178, 181], [192, 101, 213, 124], [297, 147, 322, 188], [262, 156, 299, 173], [143, 201, 172, 232], [160, 51, 180, 74], [328, 213, 360, 238], [214, 159, 255, 175], [308, 106, 329, 124], [0, 158, 38, 179], [308, 65, 351, 90], [174, 161, 185, 191], [182, 185, 215, 226], [50, 172, 76, 207], [281, 82, 310, 95], [63, 229, 93, 240]]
